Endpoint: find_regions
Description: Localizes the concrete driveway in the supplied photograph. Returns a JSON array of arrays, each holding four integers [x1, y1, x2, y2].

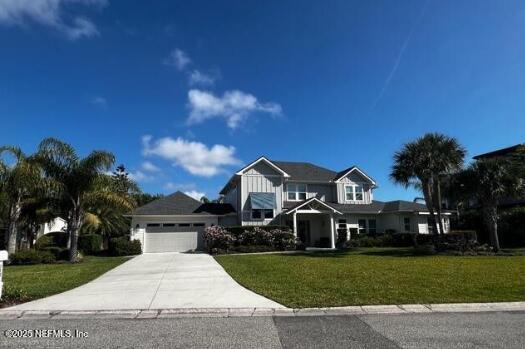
[[8, 253, 284, 311]]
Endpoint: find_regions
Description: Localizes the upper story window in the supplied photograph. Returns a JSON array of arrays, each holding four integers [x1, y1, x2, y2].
[[287, 183, 307, 201], [345, 184, 364, 201]]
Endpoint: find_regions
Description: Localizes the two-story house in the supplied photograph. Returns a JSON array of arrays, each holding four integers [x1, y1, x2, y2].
[[129, 157, 451, 253]]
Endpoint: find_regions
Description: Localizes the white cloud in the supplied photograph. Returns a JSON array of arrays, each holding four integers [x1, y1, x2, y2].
[[127, 170, 152, 183], [163, 48, 191, 71], [142, 135, 241, 177], [188, 69, 215, 86], [0, 0, 106, 40], [184, 190, 206, 201], [187, 89, 282, 129], [163, 182, 196, 191], [91, 96, 107, 108], [141, 161, 160, 172]]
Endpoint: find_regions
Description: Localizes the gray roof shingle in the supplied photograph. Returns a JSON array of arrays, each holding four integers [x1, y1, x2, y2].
[[271, 161, 337, 182], [283, 200, 432, 214], [132, 191, 235, 216]]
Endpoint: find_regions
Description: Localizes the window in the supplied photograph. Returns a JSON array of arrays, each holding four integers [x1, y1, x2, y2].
[[345, 185, 364, 201], [368, 219, 377, 234], [192, 223, 205, 227], [162, 223, 175, 227], [287, 183, 307, 201], [146, 223, 160, 227], [252, 209, 274, 220], [358, 219, 367, 234], [178, 223, 190, 227], [403, 217, 411, 232], [345, 186, 354, 201]]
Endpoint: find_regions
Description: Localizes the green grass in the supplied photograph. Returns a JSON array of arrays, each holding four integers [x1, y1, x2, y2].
[[2, 256, 129, 306], [216, 248, 525, 308]]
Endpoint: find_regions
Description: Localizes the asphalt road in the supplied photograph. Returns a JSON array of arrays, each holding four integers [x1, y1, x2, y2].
[[0, 311, 523, 348]]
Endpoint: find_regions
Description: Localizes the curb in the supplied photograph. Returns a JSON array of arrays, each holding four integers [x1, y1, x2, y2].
[[0, 302, 523, 320]]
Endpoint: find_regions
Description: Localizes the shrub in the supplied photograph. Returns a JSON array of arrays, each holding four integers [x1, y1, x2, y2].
[[447, 230, 477, 242], [391, 232, 416, 247], [109, 237, 142, 256], [203, 226, 233, 253], [270, 229, 295, 250], [35, 232, 68, 249], [9, 250, 56, 265], [226, 225, 289, 239], [78, 234, 103, 255], [39, 246, 63, 260]]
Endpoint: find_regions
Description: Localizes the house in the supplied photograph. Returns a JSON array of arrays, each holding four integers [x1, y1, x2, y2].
[[129, 157, 451, 253], [37, 217, 67, 240]]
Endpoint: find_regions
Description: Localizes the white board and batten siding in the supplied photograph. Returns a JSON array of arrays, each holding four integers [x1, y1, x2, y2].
[[336, 172, 373, 204], [240, 162, 283, 225], [305, 184, 335, 202]]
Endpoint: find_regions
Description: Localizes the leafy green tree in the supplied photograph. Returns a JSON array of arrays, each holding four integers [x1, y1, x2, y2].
[[460, 158, 525, 251], [132, 192, 163, 207], [391, 133, 466, 235], [112, 164, 140, 195], [0, 146, 44, 254], [35, 138, 135, 262]]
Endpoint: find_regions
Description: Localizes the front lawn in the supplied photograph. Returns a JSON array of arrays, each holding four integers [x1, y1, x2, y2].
[[1, 256, 129, 307], [215, 248, 525, 308]]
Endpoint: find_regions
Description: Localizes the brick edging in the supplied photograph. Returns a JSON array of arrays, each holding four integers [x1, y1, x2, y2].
[[1, 302, 524, 320]]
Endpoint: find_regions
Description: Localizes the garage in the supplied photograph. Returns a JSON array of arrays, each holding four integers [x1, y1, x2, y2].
[[128, 191, 235, 254], [144, 223, 206, 253]]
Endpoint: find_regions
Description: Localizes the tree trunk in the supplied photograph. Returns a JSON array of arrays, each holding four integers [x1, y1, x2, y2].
[[6, 200, 22, 255], [68, 203, 83, 263], [484, 205, 500, 252], [433, 177, 446, 236], [421, 179, 440, 236]]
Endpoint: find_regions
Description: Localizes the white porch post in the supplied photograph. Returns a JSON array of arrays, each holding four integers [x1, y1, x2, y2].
[[330, 214, 335, 249], [293, 212, 298, 238]]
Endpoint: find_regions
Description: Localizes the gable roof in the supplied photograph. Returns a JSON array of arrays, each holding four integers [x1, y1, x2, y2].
[[333, 166, 377, 186], [271, 161, 337, 182], [132, 191, 234, 216], [284, 197, 342, 215], [235, 156, 290, 177]]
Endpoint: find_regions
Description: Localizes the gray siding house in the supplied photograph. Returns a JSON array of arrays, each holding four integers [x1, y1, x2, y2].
[[130, 156, 451, 253]]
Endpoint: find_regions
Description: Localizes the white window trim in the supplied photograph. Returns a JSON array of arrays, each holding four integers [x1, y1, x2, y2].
[[251, 208, 274, 220], [344, 184, 365, 202], [287, 183, 308, 202]]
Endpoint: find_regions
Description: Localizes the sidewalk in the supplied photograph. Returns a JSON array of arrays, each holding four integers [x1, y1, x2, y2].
[[1, 301, 523, 320]]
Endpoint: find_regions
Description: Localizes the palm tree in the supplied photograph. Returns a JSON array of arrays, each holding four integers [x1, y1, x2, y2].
[[35, 138, 135, 262], [390, 133, 466, 235], [461, 158, 525, 252], [0, 146, 43, 254]]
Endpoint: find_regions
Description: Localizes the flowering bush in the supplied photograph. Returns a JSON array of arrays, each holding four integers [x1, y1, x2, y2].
[[204, 225, 233, 253], [270, 229, 296, 250]]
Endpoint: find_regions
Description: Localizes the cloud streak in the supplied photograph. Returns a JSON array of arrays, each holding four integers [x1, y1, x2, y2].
[[370, 0, 430, 110]]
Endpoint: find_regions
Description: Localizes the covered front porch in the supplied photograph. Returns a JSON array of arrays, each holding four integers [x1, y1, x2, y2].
[[284, 198, 342, 249]]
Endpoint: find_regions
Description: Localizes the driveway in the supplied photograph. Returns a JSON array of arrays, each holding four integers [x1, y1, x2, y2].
[[8, 253, 284, 311]]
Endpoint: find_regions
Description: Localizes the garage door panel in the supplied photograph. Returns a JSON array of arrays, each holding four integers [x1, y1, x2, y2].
[[145, 231, 199, 253]]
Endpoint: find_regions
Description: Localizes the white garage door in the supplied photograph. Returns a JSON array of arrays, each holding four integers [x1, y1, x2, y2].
[[145, 223, 205, 253]]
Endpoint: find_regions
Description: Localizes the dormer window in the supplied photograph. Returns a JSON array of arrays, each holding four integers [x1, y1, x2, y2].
[[287, 183, 307, 201], [345, 184, 364, 201]]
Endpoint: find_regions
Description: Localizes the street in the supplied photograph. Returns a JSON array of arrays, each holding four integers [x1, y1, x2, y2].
[[1, 311, 523, 348]]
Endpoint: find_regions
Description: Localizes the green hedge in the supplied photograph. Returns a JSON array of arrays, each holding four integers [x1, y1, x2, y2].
[[109, 237, 142, 256], [78, 234, 103, 255], [9, 250, 56, 265], [35, 232, 68, 249]]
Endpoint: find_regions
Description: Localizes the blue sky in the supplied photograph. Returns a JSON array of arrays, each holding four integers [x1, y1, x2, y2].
[[1, 0, 524, 201]]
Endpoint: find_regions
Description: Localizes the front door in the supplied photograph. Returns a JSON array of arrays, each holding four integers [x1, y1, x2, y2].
[[298, 220, 311, 246]]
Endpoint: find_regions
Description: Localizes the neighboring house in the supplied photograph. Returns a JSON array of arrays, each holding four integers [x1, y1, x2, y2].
[[37, 217, 67, 240], [472, 143, 525, 209], [130, 157, 451, 253]]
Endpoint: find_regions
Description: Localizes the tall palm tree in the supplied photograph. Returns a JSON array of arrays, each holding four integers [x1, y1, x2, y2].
[[0, 146, 43, 254], [390, 133, 466, 235], [35, 138, 135, 262], [461, 158, 525, 252]]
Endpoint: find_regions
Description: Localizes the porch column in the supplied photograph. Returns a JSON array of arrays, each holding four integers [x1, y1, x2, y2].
[[330, 214, 335, 249], [293, 212, 298, 238]]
